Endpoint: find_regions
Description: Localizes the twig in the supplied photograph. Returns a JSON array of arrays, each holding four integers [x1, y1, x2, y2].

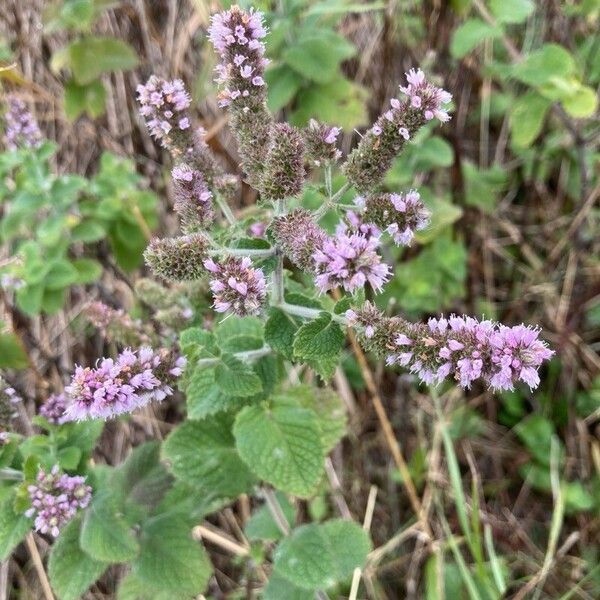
[[349, 485, 378, 600], [24, 533, 54, 600], [193, 524, 249, 556]]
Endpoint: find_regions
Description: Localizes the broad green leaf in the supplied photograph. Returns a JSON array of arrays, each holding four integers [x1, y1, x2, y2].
[[48, 516, 108, 600], [234, 399, 324, 497], [265, 307, 301, 360], [162, 416, 256, 499], [215, 353, 263, 397], [80, 492, 139, 562], [514, 415, 558, 467], [283, 31, 355, 84], [185, 366, 243, 419], [462, 162, 509, 213], [132, 514, 211, 597], [16, 284, 44, 315], [561, 85, 598, 118], [273, 519, 371, 590], [293, 313, 345, 361], [450, 19, 501, 58], [266, 65, 303, 112], [67, 37, 138, 85], [117, 574, 175, 600], [113, 442, 173, 512], [513, 44, 575, 87], [71, 219, 106, 242], [0, 331, 29, 369], [45, 260, 79, 290], [64, 79, 106, 120], [293, 386, 347, 453], [0, 491, 31, 560], [490, 0, 534, 23], [415, 195, 463, 244], [72, 258, 102, 284], [263, 572, 310, 600], [214, 316, 264, 352], [509, 91, 551, 147]]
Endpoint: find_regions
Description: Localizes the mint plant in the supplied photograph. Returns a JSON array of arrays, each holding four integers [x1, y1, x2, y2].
[[0, 5, 556, 599]]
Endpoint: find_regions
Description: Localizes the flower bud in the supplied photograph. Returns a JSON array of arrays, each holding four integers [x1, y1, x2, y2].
[[144, 234, 209, 281]]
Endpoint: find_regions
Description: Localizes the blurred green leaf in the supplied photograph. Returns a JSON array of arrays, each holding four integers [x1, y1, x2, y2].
[[64, 79, 106, 120], [450, 19, 501, 58], [510, 91, 551, 147], [0, 331, 28, 369], [513, 44, 575, 87], [266, 65, 303, 112], [490, 0, 534, 24]]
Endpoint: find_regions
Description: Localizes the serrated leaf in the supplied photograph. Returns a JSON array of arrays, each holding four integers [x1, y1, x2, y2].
[[234, 399, 324, 497], [263, 572, 310, 600], [215, 353, 263, 397], [185, 366, 242, 419], [265, 307, 301, 360], [80, 492, 139, 562], [0, 490, 31, 560], [117, 574, 175, 600], [48, 516, 108, 600], [132, 514, 211, 597], [214, 316, 264, 352], [273, 519, 371, 590], [113, 442, 173, 511], [293, 386, 346, 453], [162, 416, 256, 499], [293, 313, 345, 362]]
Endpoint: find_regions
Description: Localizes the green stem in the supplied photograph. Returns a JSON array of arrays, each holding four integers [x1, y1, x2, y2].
[[313, 181, 351, 220], [0, 467, 23, 481], [214, 192, 237, 226], [208, 247, 276, 259], [276, 302, 347, 325], [196, 346, 272, 367]]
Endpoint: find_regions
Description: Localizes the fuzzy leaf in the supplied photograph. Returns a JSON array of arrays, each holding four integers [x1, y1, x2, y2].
[[48, 516, 108, 600], [161, 416, 256, 499], [185, 366, 242, 419], [234, 398, 324, 497], [293, 313, 345, 361], [0, 491, 31, 560], [450, 19, 501, 58], [215, 353, 263, 397], [265, 307, 301, 360], [273, 519, 371, 590], [132, 514, 211, 597]]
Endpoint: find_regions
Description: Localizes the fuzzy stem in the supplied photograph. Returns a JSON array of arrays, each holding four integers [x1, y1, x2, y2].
[[196, 346, 272, 367], [313, 181, 351, 220], [276, 302, 347, 325], [214, 192, 237, 226], [209, 247, 276, 258], [0, 467, 23, 481]]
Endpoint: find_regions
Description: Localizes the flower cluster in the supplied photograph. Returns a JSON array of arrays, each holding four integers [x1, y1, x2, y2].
[[271, 209, 328, 271], [25, 466, 91, 537], [348, 304, 553, 391], [303, 119, 342, 166], [3, 96, 42, 151], [137, 76, 192, 149], [355, 190, 430, 246], [344, 69, 451, 193], [208, 5, 272, 186], [172, 164, 214, 230], [0, 378, 20, 432], [144, 233, 209, 281], [204, 256, 267, 316], [39, 393, 68, 425], [314, 231, 390, 294], [63, 347, 186, 421], [260, 123, 305, 199]]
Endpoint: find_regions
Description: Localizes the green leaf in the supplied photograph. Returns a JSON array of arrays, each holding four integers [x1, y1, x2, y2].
[[265, 307, 301, 360], [0, 331, 28, 369], [161, 416, 256, 499], [293, 386, 347, 453], [283, 31, 355, 84], [132, 514, 211, 597], [234, 398, 325, 497], [263, 572, 311, 600], [0, 491, 31, 560], [117, 574, 175, 600], [293, 312, 345, 361], [185, 366, 242, 419], [215, 353, 263, 397], [67, 37, 138, 85], [273, 519, 371, 590], [415, 195, 463, 244], [490, 0, 534, 23], [513, 44, 575, 87], [48, 516, 108, 600], [71, 219, 106, 242], [114, 442, 173, 512], [45, 260, 79, 290], [80, 492, 139, 562], [214, 316, 264, 352], [514, 415, 558, 467], [462, 162, 509, 213], [16, 284, 44, 315], [72, 258, 103, 284], [64, 79, 106, 120], [509, 91, 551, 147], [450, 19, 501, 58], [561, 85, 598, 118], [266, 65, 303, 112]]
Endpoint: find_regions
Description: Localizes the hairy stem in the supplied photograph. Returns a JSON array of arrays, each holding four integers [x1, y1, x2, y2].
[[209, 247, 276, 258], [196, 346, 272, 367], [276, 302, 347, 325], [214, 192, 237, 226], [313, 181, 351, 220]]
